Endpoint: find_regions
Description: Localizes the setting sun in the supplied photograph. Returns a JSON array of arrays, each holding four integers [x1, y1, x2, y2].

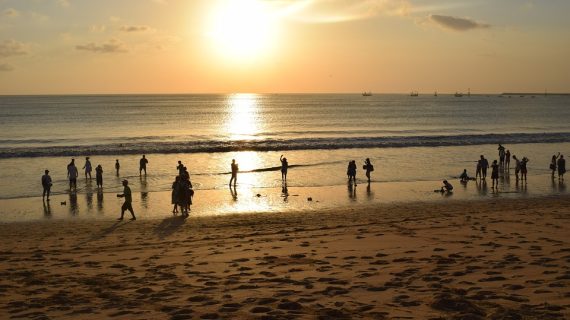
[[206, 0, 278, 62]]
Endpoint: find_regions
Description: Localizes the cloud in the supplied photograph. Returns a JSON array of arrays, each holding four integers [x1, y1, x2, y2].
[[57, 0, 71, 8], [89, 25, 106, 33], [429, 14, 490, 31], [3, 8, 20, 17], [120, 25, 153, 32], [75, 39, 128, 53], [0, 40, 29, 58], [0, 63, 14, 72], [277, 0, 413, 23]]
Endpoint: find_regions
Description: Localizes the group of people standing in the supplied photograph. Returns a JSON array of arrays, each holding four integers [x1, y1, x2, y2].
[[171, 161, 194, 216], [550, 153, 566, 180]]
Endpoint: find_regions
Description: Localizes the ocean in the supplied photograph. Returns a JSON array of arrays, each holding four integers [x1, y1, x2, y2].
[[0, 93, 569, 219]]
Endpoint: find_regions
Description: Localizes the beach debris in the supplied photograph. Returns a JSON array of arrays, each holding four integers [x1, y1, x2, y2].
[[307, 197, 313, 201], [60, 201, 66, 205], [256, 193, 261, 197]]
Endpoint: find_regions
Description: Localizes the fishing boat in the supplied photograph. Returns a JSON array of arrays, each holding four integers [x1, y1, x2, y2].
[[362, 92, 372, 96], [454, 92, 463, 97], [410, 91, 419, 97]]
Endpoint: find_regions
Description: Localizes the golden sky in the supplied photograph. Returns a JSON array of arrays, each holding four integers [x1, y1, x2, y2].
[[0, 0, 569, 94]]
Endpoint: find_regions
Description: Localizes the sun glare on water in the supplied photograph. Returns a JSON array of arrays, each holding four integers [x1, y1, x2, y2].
[[206, 0, 278, 62]]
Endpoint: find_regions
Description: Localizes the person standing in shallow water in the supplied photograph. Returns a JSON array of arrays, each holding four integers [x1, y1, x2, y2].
[[520, 157, 530, 182], [513, 155, 521, 181], [139, 155, 148, 176], [83, 157, 92, 179], [95, 164, 103, 189], [347, 160, 357, 186], [557, 155, 566, 180], [550, 153, 560, 178], [115, 159, 120, 176], [498, 144, 505, 167], [491, 160, 499, 189], [67, 159, 78, 191], [480, 155, 489, 179], [229, 159, 238, 186], [280, 155, 288, 181], [117, 179, 136, 220], [364, 158, 373, 183], [505, 150, 511, 169], [42, 169, 52, 201]]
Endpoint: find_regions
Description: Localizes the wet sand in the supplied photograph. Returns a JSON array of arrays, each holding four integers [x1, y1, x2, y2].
[[1, 195, 569, 319]]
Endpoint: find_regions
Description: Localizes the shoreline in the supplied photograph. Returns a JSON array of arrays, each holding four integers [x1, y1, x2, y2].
[[0, 175, 567, 223], [1, 195, 569, 319]]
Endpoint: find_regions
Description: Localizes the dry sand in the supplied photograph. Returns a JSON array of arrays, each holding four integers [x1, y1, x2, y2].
[[1, 196, 569, 319]]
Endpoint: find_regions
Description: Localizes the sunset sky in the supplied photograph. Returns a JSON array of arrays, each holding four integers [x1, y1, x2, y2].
[[0, 0, 569, 95]]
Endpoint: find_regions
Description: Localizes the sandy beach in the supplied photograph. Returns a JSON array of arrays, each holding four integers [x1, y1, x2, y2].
[[1, 195, 569, 319]]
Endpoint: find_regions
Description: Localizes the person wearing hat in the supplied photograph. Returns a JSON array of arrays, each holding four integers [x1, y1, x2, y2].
[[83, 156, 92, 179], [41, 169, 52, 201], [117, 179, 136, 220]]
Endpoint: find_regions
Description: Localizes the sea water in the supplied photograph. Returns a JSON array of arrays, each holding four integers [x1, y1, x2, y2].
[[0, 93, 569, 220]]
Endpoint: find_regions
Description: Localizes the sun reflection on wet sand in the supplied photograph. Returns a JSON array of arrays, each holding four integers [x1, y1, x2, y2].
[[225, 93, 262, 140]]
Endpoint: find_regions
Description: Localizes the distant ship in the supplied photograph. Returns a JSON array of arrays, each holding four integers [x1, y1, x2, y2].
[[434, 91, 438, 97], [454, 92, 463, 97], [410, 91, 419, 97], [362, 92, 372, 96]]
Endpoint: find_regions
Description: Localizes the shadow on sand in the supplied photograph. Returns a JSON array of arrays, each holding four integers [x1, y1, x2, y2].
[[153, 215, 187, 239], [75, 220, 132, 247]]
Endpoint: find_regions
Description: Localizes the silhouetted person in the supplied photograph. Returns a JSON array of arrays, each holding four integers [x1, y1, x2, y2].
[[498, 144, 505, 166], [505, 150, 511, 169], [513, 155, 521, 180], [139, 155, 148, 176], [459, 169, 469, 182], [557, 155, 566, 180], [475, 158, 482, 180], [115, 159, 120, 176], [83, 157, 92, 179], [347, 160, 357, 186], [229, 159, 238, 186], [95, 164, 103, 188], [550, 153, 560, 178], [520, 157, 529, 182], [364, 158, 373, 183], [441, 180, 453, 193], [42, 169, 52, 201], [117, 179, 136, 220], [177, 161, 184, 176], [480, 155, 489, 179], [491, 160, 499, 189], [280, 155, 288, 181], [172, 176, 180, 214], [67, 159, 78, 191]]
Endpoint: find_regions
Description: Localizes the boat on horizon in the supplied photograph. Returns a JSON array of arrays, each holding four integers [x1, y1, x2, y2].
[[362, 91, 372, 96], [410, 91, 419, 97], [454, 92, 463, 97]]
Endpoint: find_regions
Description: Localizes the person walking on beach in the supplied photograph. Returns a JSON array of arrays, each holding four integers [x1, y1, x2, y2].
[[95, 164, 103, 188], [480, 155, 489, 179], [41, 169, 52, 201], [67, 159, 78, 191], [83, 157, 92, 179], [505, 150, 511, 169], [229, 159, 238, 186], [550, 153, 560, 178], [117, 179, 136, 220], [280, 155, 288, 181], [363, 158, 374, 183], [115, 159, 120, 176], [557, 155, 566, 180], [513, 155, 521, 181], [491, 160, 499, 189], [139, 155, 148, 176], [498, 144, 506, 167], [520, 157, 529, 182]]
